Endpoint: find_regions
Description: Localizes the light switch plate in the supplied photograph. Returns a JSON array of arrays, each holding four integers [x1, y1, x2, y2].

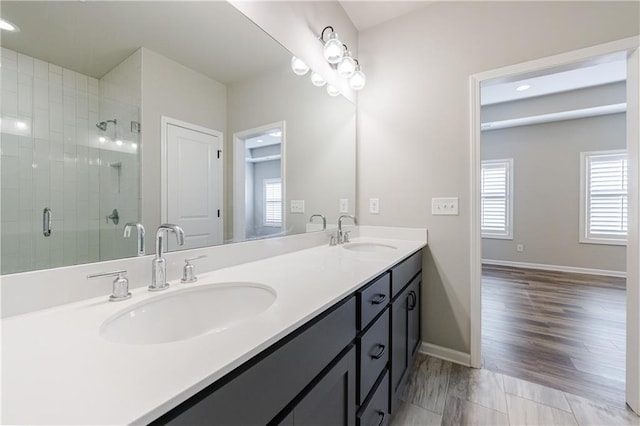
[[432, 197, 459, 216], [339, 198, 349, 213], [369, 198, 380, 214], [290, 200, 305, 214]]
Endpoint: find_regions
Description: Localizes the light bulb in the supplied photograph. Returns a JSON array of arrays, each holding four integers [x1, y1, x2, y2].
[[349, 68, 366, 91], [323, 33, 344, 64], [310, 71, 326, 87], [0, 18, 19, 32], [326, 85, 340, 97], [337, 53, 356, 79], [291, 56, 309, 76]]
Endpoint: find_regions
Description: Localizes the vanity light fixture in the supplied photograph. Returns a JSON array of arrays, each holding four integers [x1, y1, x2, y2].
[[349, 61, 366, 91], [291, 56, 310, 76], [516, 84, 531, 91], [337, 49, 357, 79], [310, 71, 327, 87], [326, 85, 340, 97], [0, 18, 19, 32], [320, 26, 344, 64]]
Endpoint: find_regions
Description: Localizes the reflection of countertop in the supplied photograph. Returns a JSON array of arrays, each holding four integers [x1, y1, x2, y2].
[[2, 235, 426, 425]]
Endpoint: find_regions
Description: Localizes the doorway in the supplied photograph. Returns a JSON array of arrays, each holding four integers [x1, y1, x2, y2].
[[233, 121, 285, 242], [161, 116, 223, 251], [470, 37, 640, 413]]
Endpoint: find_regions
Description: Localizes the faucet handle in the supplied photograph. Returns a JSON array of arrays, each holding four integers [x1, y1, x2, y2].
[[329, 234, 337, 246], [182, 255, 207, 283], [343, 231, 351, 243], [87, 270, 131, 302]]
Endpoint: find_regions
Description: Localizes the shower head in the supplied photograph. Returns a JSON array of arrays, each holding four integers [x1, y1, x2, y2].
[[96, 119, 117, 131]]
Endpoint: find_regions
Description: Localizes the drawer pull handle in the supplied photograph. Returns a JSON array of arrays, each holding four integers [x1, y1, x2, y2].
[[371, 293, 387, 305], [370, 344, 386, 360], [375, 410, 385, 426], [408, 291, 417, 311]]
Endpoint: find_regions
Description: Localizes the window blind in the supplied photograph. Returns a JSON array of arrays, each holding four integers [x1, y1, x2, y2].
[[481, 160, 512, 238], [264, 179, 282, 226], [586, 152, 627, 241]]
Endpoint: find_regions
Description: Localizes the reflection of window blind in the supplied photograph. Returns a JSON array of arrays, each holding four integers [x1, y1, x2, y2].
[[481, 159, 512, 238], [264, 179, 282, 226], [585, 152, 627, 242]]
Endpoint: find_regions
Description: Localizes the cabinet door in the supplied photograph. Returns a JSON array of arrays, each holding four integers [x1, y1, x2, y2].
[[407, 275, 421, 359], [390, 285, 410, 413], [293, 346, 356, 426]]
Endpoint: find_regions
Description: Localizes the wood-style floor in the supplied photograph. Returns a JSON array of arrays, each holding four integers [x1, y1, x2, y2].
[[390, 354, 639, 425], [481, 264, 627, 408]]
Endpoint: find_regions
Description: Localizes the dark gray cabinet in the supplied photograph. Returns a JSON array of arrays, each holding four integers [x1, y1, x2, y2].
[[152, 249, 423, 426], [288, 346, 356, 426], [389, 251, 422, 414]]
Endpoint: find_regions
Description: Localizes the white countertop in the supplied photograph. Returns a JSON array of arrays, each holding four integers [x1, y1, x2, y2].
[[2, 236, 425, 425]]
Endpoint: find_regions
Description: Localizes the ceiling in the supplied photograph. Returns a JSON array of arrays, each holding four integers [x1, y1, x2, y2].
[[481, 54, 627, 105], [339, 1, 433, 31], [0, 1, 290, 84]]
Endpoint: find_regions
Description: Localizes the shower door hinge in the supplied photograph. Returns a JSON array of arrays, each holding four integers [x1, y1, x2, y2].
[[131, 121, 141, 133], [217, 209, 221, 218], [217, 150, 221, 159]]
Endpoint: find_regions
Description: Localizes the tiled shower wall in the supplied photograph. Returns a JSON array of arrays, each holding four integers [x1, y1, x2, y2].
[[1, 48, 140, 274]]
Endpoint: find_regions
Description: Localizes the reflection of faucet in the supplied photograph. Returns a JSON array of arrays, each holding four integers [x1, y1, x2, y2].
[[309, 214, 327, 231], [337, 215, 357, 244], [123, 222, 146, 256], [150, 224, 185, 291]]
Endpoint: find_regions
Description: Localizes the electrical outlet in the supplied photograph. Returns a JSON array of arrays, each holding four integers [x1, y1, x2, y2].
[[369, 198, 380, 214], [516, 244, 524, 252], [431, 197, 459, 216], [290, 200, 305, 214], [339, 198, 349, 213]]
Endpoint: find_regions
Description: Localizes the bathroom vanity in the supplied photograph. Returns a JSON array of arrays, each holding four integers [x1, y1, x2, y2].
[[1, 229, 426, 425]]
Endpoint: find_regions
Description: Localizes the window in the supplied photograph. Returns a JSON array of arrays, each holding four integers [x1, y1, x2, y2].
[[580, 150, 627, 245], [263, 178, 282, 227], [481, 159, 513, 239]]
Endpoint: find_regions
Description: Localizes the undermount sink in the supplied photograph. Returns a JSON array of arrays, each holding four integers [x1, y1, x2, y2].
[[342, 242, 398, 253], [100, 282, 277, 345]]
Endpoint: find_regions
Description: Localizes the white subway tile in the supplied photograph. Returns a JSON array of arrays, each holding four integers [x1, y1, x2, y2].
[[50, 161, 64, 191], [76, 119, 88, 146], [1, 156, 19, 189], [2, 68, 18, 92], [2, 188, 20, 221], [19, 147, 33, 181], [63, 95, 76, 125], [63, 124, 76, 145], [49, 103, 63, 133], [34, 59, 48, 80], [1, 48, 18, 69], [34, 108, 49, 139], [18, 83, 33, 117], [76, 93, 88, 119], [49, 63, 62, 75], [19, 180, 33, 211], [49, 79, 62, 104], [2, 89, 18, 116], [17, 54, 34, 76], [62, 68, 75, 88], [1, 133, 20, 157], [34, 78, 49, 109]]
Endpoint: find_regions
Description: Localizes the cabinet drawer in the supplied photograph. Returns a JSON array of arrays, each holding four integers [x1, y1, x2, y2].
[[357, 370, 389, 426], [358, 273, 390, 330], [358, 309, 389, 404], [391, 251, 422, 298]]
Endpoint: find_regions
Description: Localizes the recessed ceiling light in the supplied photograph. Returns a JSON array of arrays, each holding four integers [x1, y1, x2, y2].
[[0, 18, 20, 32], [516, 84, 531, 92]]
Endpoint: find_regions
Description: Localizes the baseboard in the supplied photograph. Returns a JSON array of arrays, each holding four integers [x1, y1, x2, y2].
[[419, 342, 471, 367], [482, 259, 626, 278]]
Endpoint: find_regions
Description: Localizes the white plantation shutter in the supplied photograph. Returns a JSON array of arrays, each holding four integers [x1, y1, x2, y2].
[[264, 178, 282, 226], [583, 151, 627, 243], [481, 159, 513, 238]]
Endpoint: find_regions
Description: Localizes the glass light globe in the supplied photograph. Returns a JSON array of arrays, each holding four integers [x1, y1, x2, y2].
[[323, 33, 344, 64], [349, 68, 366, 91], [337, 53, 356, 79], [291, 56, 309, 76], [310, 71, 326, 87], [326, 85, 340, 97]]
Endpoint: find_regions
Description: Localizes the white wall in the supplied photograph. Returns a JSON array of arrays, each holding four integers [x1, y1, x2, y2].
[[357, 1, 639, 353], [227, 64, 356, 239], [140, 48, 227, 252]]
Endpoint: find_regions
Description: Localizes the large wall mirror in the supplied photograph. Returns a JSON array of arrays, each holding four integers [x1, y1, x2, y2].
[[0, 1, 356, 274]]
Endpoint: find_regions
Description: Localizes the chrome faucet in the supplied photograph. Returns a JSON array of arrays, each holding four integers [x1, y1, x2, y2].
[[123, 222, 146, 256], [150, 224, 185, 291], [309, 214, 327, 231], [337, 215, 357, 244]]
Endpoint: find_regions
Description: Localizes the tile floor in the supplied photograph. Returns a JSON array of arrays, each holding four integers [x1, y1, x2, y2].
[[391, 354, 640, 425]]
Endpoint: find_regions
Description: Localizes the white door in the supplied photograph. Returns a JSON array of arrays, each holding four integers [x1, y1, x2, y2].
[[166, 122, 223, 250]]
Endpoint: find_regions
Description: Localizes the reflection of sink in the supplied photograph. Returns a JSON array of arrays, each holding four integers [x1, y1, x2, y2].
[[100, 283, 276, 345], [343, 242, 398, 253]]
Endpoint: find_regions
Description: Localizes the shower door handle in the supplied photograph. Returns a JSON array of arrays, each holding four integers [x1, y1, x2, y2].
[[43, 207, 52, 237]]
